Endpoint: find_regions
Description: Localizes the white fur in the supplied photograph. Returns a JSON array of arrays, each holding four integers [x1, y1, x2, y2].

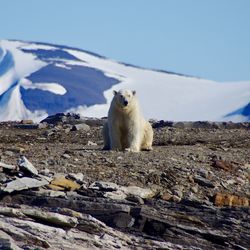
[[103, 89, 153, 152]]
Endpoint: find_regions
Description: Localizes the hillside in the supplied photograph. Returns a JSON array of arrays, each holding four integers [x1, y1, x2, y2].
[[0, 115, 249, 249]]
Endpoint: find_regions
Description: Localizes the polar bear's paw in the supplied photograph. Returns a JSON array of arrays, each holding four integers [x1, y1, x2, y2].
[[142, 146, 153, 151], [124, 147, 140, 153]]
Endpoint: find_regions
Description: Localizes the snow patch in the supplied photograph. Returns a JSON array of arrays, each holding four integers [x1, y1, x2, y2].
[[20, 78, 67, 95]]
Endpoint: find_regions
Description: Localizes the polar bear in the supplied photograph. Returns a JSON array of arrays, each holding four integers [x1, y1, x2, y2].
[[102, 89, 153, 152]]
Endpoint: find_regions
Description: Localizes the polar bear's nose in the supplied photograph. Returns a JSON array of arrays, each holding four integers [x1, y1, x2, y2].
[[124, 100, 128, 106]]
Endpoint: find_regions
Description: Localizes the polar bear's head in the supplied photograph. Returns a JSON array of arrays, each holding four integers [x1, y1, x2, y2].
[[113, 89, 136, 109]]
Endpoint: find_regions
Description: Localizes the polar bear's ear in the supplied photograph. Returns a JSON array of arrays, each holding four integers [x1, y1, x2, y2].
[[113, 90, 118, 96], [132, 90, 136, 96]]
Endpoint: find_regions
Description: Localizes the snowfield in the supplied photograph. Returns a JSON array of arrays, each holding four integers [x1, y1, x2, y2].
[[0, 40, 249, 122]]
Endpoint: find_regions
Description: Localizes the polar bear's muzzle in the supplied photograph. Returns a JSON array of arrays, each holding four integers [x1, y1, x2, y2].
[[124, 100, 128, 106]]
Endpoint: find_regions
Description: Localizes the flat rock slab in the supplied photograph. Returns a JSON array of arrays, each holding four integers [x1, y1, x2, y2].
[[18, 156, 38, 176], [22, 209, 78, 228], [0, 161, 16, 170], [49, 176, 81, 191], [0, 229, 22, 250], [1, 177, 48, 193]]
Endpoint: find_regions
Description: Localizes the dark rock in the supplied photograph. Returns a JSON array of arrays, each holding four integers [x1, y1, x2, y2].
[[193, 175, 216, 188], [41, 113, 83, 125]]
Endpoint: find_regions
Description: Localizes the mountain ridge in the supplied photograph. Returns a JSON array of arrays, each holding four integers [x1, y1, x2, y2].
[[0, 39, 249, 122]]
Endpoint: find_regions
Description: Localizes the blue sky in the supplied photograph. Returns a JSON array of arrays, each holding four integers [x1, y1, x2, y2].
[[1, 0, 250, 81]]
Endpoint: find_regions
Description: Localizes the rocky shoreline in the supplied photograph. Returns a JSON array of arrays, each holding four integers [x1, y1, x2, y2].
[[0, 114, 249, 249]]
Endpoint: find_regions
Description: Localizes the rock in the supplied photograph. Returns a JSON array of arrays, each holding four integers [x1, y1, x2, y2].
[[121, 186, 157, 199], [191, 185, 199, 194], [172, 190, 183, 198], [4, 150, 15, 157], [49, 176, 81, 191], [38, 122, 48, 129], [22, 209, 78, 228], [214, 193, 249, 207], [126, 194, 144, 204], [212, 160, 234, 172], [18, 156, 38, 176], [0, 207, 24, 218], [39, 168, 51, 176], [0, 173, 7, 183], [61, 153, 71, 159], [161, 192, 173, 201], [1, 177, 49, 193], [152, 120, 174, 128], [197, 169, 209, 178], [47, 184, 65, 191], [112, 213, 135, 228], [87, 141, 97, 146], [89, 181, 119, 191], [21, 120, 34, 124], [36, 189, 66, 197], [172, 195, 182, 202], [41, 113, 83, 125], [0, 230, 22, 250], [6, 147, 26, 154], [193, 175, 216, 188], [71, 123, 90, 132], [0, 161, 16, 170], [104, 190, 127, 200], [14, 124, 39, 129], [0, 218, 51, 248], [67, 173, 84, 183]]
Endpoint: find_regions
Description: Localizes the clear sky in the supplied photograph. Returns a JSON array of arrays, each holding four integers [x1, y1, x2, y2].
[[1, 0, 250, 81]]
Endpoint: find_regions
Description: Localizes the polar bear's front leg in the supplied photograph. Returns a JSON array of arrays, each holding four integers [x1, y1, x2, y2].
[[109, 124, 122, 151], [125, 124, 141, 152]]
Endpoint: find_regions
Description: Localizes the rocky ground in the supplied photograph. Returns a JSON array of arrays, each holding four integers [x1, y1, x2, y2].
[[0, 113, 249, 249]]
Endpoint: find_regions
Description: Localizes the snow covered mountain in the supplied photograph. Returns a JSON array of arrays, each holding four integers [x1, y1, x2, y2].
[[0, 40, 249, 122]]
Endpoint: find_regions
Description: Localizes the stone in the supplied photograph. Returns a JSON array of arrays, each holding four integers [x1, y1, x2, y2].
[[212, 160, 234, 172], [191, 185, 199, 193], [0, 173, 7, 183], [172, 190, 183, 198], [14, 124, 39, 129], [21, 120, 34, 124], [197, 169, 209, 178], [39, 168, 51, 176], [0, 161, 16, 170], [18, 156, 38, 176], [126, 194, 144, 204], [161, 192, 173, 201], [6, 147, 26, 154], [87, 141, 97, 146], [193, 175, 215, 188], [68, 173, 84, 183], [172, 195, 182, 202], [89, 181, 119, 191], [0, 207, 24, 218], [214, 193, 249, 207], [1, 177, 49, 193], [38, 122, 48, 129], [71, 123, 90, 132], [61, 153, 71, 159], [112, 213, 135, 228], [104, 190, 127, 200], [4, 150, 15, 157], [22, 209, 78, 228], [0, 219, 51, 248], [121, 186, 157, 199], [0, 229, 22, 250], [50, 176, 81, 191]]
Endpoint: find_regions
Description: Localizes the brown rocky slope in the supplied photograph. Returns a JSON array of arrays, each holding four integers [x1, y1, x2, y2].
[[0, 113, 249, 249]]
